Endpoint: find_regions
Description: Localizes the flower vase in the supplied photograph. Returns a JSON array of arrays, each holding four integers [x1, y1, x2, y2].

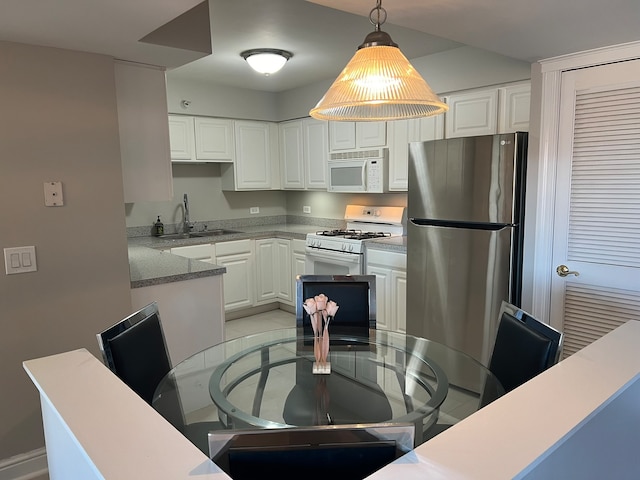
[[313, 317, 331, 374]]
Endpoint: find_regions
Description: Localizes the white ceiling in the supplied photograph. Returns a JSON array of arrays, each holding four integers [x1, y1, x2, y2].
[[1, 0, 639, 93]]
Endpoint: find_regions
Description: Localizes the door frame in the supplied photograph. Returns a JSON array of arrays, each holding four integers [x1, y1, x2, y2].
[[522, 40, 640, 329]]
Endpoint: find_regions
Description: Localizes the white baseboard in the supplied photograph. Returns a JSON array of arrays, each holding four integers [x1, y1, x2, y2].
[[0, 448, 48, 480]]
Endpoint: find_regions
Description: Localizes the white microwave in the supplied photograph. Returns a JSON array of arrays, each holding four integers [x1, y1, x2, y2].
[[327, 148, 388, 193]]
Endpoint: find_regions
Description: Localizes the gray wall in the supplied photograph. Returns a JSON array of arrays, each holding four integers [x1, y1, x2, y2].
[[0, 41, 132, 459]]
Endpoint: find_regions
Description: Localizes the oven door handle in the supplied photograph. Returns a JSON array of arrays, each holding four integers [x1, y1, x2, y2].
[[305, 248, 362, 265]]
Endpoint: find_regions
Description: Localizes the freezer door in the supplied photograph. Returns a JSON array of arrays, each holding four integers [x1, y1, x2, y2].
[[406, 221, 514, 365], [408, 133, 522, 224]]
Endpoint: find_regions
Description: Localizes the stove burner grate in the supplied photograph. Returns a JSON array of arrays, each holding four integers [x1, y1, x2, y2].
[[344, 232, 392, 240], [315, 229, 361, 237]]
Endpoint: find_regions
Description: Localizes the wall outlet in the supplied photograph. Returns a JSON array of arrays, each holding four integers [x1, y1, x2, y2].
[[303, 206, 311, 214], [250, 207, 260, 214]]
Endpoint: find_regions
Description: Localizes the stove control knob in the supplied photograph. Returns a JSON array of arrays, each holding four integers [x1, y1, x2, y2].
[[374, 209, 381, 217], [341, 244, 347, 251], [348, 244, 354, 252]]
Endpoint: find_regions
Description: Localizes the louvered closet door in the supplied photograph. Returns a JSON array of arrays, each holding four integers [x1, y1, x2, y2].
[[551, 59, 640, 358]]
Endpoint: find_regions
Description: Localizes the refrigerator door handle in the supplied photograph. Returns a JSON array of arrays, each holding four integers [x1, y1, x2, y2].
[[409, 218, 514, 230]]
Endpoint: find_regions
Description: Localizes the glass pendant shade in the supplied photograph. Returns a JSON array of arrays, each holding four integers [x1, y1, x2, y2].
[[241, 49, 292, 75], [310, 43, 448, 121]]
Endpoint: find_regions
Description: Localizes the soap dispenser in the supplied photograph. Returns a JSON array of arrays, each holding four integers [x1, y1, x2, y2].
[[153, 216, 164, 236]]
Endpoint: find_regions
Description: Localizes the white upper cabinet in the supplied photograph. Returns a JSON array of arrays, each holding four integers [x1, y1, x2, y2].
[[329, 121, 386, 151], [329, 121, 356, 150], [168, 115, 196, 161], [115, 61, 173, 203], [221, 120, 280, 190], [194, 117, 234, 161], [445, 89, 499, 138], [303, 118, 329, 189], [280, 120, 305, 189], [411, 115, 446, 143], [498, 83, 531, 133], [280, 117, 328, 190], [387, 120, 411, 191], [387, 115, 444, 191], [356, 121, 387, 148], [170, 115, 234, 163]]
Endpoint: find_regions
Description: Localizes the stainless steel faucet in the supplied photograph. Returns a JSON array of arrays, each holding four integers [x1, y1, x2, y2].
[[183, 193, 192, 233]]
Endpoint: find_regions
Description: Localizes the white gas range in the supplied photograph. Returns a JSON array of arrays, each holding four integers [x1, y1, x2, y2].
[[305, 205, 406, 275]]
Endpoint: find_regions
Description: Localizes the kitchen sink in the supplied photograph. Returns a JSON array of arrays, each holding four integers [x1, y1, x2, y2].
[[158, 229, 240, 240]]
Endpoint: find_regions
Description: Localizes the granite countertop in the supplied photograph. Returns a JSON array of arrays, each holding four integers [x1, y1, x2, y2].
[[128, 223, 328, 289], [365, 235, 407, 252], [128, 223, 407, 289], [128, 246, 226, 288], [127, 223, 325, 249]]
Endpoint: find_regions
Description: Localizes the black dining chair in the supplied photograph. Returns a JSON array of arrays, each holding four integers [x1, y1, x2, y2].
[[96, 302, 171, 404], [208, 423, 415, 480], [488, 310, 556, 393], [283, 275, 392, 426], [295, 274, 377, 337], [96, 302, 220, 454], [499, 300, 564, 367]]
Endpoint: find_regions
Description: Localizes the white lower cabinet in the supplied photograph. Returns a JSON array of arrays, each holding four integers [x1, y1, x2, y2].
[[256, 238, 294, 306], [366, 249, 407, 332], [215, 239, 255, 312], [292, 238, 307, 293], [275, 239, 293, 303], [255, 239, 277, 304], [167, 237, 306, 313]]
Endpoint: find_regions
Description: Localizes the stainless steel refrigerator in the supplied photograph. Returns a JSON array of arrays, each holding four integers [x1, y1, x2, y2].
[[406, 132, 528, 366]]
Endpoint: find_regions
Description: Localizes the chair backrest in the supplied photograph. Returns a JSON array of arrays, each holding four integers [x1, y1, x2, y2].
[[96, 302, 172, 404], [489, 311, 554, 393], [295, 274, 376, 338], [208, 423, 414, 480], [499, 300, 564, 367]]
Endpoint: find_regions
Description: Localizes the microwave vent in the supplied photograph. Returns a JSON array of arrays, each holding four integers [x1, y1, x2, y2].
[[330, 148, 386, 161]]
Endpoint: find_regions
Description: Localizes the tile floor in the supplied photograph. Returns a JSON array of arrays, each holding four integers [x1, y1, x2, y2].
[[225, 308, 295, 340]]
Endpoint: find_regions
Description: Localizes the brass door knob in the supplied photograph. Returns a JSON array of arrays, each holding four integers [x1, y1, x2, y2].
[[556, 265, 580, 277]]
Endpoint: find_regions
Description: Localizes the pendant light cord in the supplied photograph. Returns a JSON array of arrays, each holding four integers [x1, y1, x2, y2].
[[369, 0, 387, 31]]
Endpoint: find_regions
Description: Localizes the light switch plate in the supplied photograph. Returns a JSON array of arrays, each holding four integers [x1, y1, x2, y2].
[[4, 246, 37, 274], [44, 181, 64, 206]]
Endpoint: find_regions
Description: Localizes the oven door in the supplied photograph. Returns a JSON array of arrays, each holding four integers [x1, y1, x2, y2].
[[327, 160, 367, 193], [305, 248, 363, 275]]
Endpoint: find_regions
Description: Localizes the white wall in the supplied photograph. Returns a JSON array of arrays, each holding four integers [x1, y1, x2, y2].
[[0, 41, 132, 459]]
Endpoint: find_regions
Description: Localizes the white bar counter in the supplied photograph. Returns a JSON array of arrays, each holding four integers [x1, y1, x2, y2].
[[24, 321, 640, 479], [24, 348, 229, 480]]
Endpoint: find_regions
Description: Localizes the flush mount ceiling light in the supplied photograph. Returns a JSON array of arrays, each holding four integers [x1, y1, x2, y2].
[[310, 0, 448, 122], [241, 48, 293, 75]]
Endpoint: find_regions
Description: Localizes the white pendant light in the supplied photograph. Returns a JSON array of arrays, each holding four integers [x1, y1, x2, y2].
[[310, 0, 448, 121], [241, 48, 293, 75]]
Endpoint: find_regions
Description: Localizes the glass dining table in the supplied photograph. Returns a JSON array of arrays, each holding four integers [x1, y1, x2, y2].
[[152, 327, 503, 451]]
